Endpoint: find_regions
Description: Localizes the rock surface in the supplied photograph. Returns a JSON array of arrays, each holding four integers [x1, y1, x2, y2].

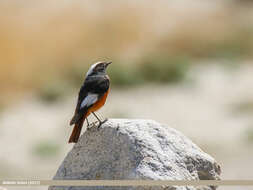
[[49, 119, 221, 190]]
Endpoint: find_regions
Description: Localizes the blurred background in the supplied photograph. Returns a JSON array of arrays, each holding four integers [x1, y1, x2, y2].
[[0, 0, 253, 189]]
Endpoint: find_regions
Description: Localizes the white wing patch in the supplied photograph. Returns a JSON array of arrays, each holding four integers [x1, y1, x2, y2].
[[80, 93, 98, 108]]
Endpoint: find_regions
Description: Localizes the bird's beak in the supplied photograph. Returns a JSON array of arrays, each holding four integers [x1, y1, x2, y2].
[[105, 61, 112, 67]]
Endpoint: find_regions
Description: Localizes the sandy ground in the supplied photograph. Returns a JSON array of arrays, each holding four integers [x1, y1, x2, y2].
[[1, 62, 253, 190]]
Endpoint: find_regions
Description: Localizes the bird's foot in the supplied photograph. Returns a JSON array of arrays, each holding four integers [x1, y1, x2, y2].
[[87, 121, 99, 130], [97, 118, 108, 130]]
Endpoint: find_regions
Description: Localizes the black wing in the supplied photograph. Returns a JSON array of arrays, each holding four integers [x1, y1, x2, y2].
[[70, 75, 110, 125]]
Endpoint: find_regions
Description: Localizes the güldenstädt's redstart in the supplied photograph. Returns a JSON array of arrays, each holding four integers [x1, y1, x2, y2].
[[69, 61, 111, 143]]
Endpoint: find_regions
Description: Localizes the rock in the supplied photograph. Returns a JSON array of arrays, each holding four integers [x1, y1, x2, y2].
[[49, 119, 221, 190]]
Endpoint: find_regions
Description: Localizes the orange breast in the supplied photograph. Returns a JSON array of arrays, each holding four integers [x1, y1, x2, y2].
[[86, 88, 110, 116]]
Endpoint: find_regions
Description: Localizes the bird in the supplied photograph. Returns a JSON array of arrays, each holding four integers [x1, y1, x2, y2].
[[68, 61, 111, 143]]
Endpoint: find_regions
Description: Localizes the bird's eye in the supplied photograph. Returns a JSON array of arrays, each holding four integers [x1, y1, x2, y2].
[[97, 65, 104, 71]]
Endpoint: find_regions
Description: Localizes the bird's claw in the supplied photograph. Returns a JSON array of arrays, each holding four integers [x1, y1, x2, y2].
[[97, 118, 108, 130], [87, 121, 99, 130], [86, 118, 108, 131]]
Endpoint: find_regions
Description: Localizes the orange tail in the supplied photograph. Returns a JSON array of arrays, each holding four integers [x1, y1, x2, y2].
[[68, 118, 85, 143]]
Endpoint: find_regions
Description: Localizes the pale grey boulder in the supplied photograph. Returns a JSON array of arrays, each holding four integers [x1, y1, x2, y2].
[[49, 119, 221, 190]]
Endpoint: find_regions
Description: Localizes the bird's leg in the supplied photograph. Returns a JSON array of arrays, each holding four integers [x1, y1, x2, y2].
[[86, 118, 89, 126], [86, 118, 92, 130], [86, 117, 98, 130], [92, 112, 108, 130], [97, 112, 108, 123]]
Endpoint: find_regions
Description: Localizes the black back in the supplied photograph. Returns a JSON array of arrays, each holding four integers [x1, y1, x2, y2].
[[70, 75, 110, 124]]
